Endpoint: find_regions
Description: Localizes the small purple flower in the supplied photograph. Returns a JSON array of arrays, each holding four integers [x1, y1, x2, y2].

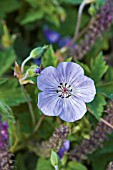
[[58, 140, 70, 159], [43, 26, 61, 44], [35, 68, 41, 74], [37, 62, 96, 122]]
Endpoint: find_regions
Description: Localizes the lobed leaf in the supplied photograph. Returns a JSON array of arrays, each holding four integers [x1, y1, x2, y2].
[[90, 52, 108, 83], [42, 45, 58, 67], [0, 48, 15, 77], [87, 94, 106, 120]]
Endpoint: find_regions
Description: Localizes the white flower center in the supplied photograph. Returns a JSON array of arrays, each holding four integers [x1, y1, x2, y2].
[[56, 83, 72, 98]]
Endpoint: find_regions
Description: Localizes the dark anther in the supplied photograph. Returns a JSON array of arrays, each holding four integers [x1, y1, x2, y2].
[[66, 96, 69, 98], [59, 95, 62, 97], [56, 90, 58, 93], [70, 89, 72, 92], [61, 96, 64, 98], [58, 86, 61, 88], [68, 85, 71, 87], [60, 83, 63, 85], [66, 95, 71, 98], [65, 83, 67, 86]]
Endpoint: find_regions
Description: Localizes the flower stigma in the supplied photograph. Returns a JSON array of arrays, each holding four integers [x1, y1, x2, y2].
[[56, 83, 72, 98]]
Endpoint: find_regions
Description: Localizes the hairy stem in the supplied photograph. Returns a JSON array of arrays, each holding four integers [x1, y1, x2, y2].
[[88, 107, 113, 130], [21, 84, 36, 125], [67, 0, 86, 47], [21, 55, 32, 73]]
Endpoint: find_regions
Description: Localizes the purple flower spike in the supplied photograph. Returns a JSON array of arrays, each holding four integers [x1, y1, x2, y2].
[[58, 140, 70, 159], [43, 26, 61, 44], [37, 62, 96, 122]]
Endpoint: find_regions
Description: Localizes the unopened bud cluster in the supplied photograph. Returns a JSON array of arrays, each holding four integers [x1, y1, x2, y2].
[[67, 0, 113, 60], [69, 102, 113, 161]]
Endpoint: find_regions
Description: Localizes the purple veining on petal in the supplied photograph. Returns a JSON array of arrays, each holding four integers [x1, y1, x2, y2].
[[37, 62, 96, 122]]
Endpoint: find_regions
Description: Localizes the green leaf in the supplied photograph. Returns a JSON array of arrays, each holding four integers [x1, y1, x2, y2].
[[0, 0, 21, 18], [0, 79, 26, 106], [90, 52, 108, 83], [25, 0, 39, 8], [65, 57, 72, 62], [87, 94, 106, 120], [42, 45, 58, 67], [76, 61, 91, 76], [35, 158, 53, 170], [89, 133, 113, 170], [96, 0, 106, 7], [97, 82, 113, 99], [0, 48, 15, 77], [58, 0, 83, 5], [105, 66, 113, 82], [67, 161, 88, 170], [0, 78, 8, 84], [21, 9, 44, 25]]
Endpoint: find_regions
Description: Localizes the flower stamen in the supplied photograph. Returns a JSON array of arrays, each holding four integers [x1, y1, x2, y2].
[[57, 83, 72, 98]]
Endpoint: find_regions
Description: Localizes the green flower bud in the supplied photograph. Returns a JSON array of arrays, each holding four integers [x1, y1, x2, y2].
[[50, 150, 59, 168], [30, 45, 48, 59], [88, 4, 96, 16]]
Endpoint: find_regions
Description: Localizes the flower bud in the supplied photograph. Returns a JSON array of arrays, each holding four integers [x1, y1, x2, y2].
[[50, 150, 59, 167], [30, 45, 48, 59], [27, 65, 41, 77]]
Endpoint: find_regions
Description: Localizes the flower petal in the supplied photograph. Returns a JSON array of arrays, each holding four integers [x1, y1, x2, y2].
[[59, 96, 87, 122], [38, 92, 63, 116], [72, 76, 96, 103], [37, 66, 60, 91], [57, 62, 84, 84]]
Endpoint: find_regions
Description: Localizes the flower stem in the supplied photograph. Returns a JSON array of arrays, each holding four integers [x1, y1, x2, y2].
[[66, 0, 95, 47], [67, 0, 86, 47], [21, 84, 36, 125], [100, 118, 113, 129], [21, 71, 29, 81], [33, 115, 45, 133], [21, 55, 32, 73]]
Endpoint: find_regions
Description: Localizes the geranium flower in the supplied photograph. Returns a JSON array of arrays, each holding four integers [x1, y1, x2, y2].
[[37, 62, 96, 122]]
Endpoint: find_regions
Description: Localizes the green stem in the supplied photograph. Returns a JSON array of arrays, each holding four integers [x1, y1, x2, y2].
[[33, 115, 45, 133], [21, 55, 32, 73], [21, 84, 36, 125]]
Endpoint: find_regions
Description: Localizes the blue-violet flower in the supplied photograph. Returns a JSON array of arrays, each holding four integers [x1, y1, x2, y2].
[[58, 140, 70, 159], [37, 62, 96, 122], [43, 26, 61, 44]]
